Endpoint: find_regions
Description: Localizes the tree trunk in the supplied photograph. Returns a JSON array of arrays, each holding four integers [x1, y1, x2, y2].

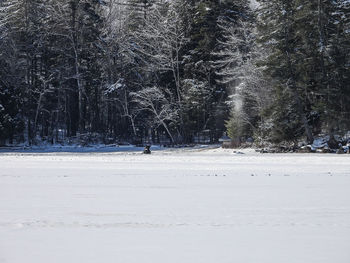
[[292, 89, 314, 144], [160, 119, 175, 144]]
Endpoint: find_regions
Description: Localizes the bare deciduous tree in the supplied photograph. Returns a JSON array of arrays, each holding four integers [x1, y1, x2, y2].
[[130, 86, 178, 143]]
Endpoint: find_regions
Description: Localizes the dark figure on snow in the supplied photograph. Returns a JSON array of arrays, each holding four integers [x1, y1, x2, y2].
[[143, 145, 151, 154]]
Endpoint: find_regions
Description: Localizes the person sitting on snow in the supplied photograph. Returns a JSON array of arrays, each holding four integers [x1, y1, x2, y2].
[[143, 145, 151, 154]]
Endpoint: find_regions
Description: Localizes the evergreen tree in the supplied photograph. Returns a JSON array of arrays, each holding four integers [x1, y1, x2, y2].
[[256, 0, 314, 143]]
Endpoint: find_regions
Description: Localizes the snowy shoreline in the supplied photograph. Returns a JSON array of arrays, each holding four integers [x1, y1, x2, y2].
[[0, 144, 224, 153], [0, 144, 349, 156]]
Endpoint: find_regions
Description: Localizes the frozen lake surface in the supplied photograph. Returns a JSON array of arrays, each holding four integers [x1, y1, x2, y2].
[[1, 148, 350, 263]]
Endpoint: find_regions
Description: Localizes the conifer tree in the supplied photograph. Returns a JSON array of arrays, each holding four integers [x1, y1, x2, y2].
[[256, 0, 314, 143]]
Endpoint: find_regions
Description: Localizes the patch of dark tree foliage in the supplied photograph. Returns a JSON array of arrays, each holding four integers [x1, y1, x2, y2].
[[0, 0, 349, 150]]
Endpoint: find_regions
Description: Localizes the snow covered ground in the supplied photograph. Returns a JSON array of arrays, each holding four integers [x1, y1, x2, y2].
[[0, 148, 350, 263]]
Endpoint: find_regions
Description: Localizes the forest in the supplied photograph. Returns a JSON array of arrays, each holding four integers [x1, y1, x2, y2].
[[0, 0, 349, 146]]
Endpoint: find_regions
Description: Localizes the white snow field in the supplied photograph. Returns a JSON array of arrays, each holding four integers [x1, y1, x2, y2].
[[0, 148, 350, 263]]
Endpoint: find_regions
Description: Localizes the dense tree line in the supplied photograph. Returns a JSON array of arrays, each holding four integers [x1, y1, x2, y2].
[[0, 0, 349, 146], [229, 0, 350, 145]]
